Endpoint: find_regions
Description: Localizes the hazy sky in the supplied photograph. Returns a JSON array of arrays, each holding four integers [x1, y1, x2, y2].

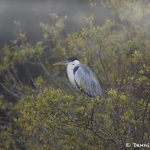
[[0, 0, 110, 48]]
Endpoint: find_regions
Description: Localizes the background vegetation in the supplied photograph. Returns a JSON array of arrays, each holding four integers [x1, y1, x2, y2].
[[0, 0, 150, 149]]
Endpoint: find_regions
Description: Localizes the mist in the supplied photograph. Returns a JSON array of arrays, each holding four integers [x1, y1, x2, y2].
[[1, 0, 149, 48], [0, 1, 150, 149], [0, 0, 111, 48]]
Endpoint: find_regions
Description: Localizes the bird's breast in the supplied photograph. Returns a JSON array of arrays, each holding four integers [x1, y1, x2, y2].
[[67, 65, 77, 87]]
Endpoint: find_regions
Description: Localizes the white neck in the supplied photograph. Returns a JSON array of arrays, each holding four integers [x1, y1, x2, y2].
[[66, 60, 80, 87]]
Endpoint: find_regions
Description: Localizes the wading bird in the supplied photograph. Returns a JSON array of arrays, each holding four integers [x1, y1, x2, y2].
[[53, 57, 102, 97]]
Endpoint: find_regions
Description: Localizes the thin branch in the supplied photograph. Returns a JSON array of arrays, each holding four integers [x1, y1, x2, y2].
[[90, 104, 95, 127], [12, 68, 23, 86], [24, 66, 36, 88], [141, 94, 150, 142], [86, 126, 119, 149], [7, 70, 18, 85], [37, 58, 51, 76], [142, 94, 150, 124], [37, 58, 58, 87], [98, 48, 109, 84], [0, 82, 21, 99]]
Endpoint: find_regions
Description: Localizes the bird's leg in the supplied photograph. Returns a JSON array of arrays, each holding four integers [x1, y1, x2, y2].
[[90, 105, 95, 126], [86, 107, 95, 129], [81, 94, 89, 125], [89, 101, 96, 129], [85, 101, 95, 129]]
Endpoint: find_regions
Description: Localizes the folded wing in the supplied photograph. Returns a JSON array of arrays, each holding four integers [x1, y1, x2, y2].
[[74, 64, 102, 97]]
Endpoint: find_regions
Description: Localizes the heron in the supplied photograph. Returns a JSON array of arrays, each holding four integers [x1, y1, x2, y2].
[[53, 57, 103, 97]]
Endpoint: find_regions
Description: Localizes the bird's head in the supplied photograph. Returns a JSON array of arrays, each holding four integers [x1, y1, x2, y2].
[[53, 56, 80, 66]]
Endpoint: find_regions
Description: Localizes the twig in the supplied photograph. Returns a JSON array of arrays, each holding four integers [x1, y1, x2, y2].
[[37, 58, 51, 76], [7, 70, 18, 85], [141, 94, 150, 142], [0, 82, 21, 99], [98, 48, 109, 83]]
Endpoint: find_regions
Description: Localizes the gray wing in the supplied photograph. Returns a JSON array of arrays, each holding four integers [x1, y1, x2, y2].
[[74, 64, 102, 97]]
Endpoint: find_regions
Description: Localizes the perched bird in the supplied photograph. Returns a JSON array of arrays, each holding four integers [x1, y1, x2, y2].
[[53, 57, 102, 97]]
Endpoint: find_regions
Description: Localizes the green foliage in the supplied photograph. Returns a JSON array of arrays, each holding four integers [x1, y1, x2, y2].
[[0, 32, 43, 72], [16, 83, 111, 149], [0, 1, 150, 149]]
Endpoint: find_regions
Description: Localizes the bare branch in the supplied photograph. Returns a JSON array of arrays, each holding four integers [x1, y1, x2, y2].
[[0, 82, 21, 99]]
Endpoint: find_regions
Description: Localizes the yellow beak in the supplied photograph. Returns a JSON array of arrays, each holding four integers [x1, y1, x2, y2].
[[52, 61, 66, 66]]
